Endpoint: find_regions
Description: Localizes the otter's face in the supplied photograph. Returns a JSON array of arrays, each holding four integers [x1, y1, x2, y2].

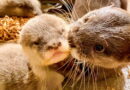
[[19, 14, 70, 66], [69, 6, 130, 68]]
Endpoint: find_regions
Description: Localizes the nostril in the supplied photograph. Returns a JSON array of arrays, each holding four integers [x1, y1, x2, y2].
[[47, 46, 53, 50], [53, 42, 61, 47], [47, 42, 62, 50], [69, 43, 76, 48], [68, 38, 76, 48], [58, 42, 61, 46]]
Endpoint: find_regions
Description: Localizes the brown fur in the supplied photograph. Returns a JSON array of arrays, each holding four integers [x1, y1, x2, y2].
[[65, 6, 130, 90]]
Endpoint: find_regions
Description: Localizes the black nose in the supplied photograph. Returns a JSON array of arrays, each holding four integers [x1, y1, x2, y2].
[[47, 42, 61, 50], [68, 36, 76, 48]]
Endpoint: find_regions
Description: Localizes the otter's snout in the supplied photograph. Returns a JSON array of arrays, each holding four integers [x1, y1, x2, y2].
[[46, 42, 61, 50]]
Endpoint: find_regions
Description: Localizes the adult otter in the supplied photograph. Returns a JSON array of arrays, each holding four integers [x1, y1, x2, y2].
[[67, 6, 130, 90], [72, 0, 127, 20], [0, 0, 42, 17]]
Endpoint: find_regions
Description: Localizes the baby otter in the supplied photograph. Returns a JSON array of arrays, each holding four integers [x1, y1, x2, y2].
[[20, 14, 70, 90], [72, 0, 127, 20], [0, 14, 70, 90], [0, 0, 42, 16], [69, 6, 130, 69]]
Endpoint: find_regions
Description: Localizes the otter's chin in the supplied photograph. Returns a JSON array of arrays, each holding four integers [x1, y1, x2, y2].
[[71, 49, 127, 69]]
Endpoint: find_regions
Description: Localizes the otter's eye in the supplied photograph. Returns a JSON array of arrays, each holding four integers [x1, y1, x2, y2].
[[94, 44, 104, 52], [83, 18, 89, 23]]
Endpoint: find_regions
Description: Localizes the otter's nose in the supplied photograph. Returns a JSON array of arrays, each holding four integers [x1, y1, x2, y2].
[[47, 42, 61, 50], [68, 36, 76, 48]]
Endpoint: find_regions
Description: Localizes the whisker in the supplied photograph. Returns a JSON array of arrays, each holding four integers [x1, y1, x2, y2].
[[56, 56, 72, 71], [102, 69, 108, 87], [63, 57, 73, 73], [63, 59, 77, 88], [71, 60, 84, 87], [78, 61, 86, 90], [86, 63, 92, 90], [60, 0, 73, 18], [83, 61, 86, 90], [70, 60, 80, 88]]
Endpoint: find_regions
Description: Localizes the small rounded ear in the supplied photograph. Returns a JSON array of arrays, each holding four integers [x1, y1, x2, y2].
[[18, 32, 30, 46]]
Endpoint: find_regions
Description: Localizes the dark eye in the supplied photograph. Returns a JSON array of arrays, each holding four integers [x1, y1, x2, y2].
[[83, 18, 89, 23], [94, 44, 104, 52]]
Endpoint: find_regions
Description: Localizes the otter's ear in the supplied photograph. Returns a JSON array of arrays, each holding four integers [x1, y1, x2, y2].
[[18, 31, 30, 46]]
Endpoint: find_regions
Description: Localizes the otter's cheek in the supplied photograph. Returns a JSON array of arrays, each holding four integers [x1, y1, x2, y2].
[[42, 49, 70, 66], [71, 49, 85, 62]]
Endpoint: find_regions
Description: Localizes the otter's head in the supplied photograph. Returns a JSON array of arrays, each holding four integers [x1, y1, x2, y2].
[[69, 6, 130, 69], [19, 14, 70, 66]]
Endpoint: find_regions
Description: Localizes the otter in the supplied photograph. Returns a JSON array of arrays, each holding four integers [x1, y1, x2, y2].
[[69, 6, 130, 69], [72, 0, 127, 20], [0, 0, 42, 17], [20, 14, 70, 90], [67, 6, 130, 90], [0, 14, 70, 90]]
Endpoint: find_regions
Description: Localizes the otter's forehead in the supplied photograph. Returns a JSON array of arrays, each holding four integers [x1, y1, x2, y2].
[[78, 6, 130, 27], [20, 14, 67, 45]]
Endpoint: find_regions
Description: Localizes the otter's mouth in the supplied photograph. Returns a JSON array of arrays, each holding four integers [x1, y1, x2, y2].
[[42, 49, 70, 66]]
